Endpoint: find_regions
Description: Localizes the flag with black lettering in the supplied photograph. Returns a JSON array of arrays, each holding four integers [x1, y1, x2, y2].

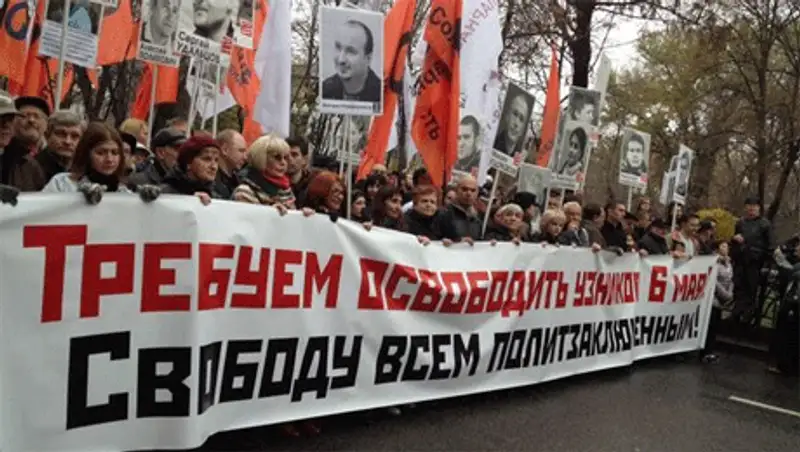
[[411, 0, 462, 187]]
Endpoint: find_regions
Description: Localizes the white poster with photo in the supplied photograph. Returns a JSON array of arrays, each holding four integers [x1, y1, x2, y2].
[[342, 0, 380, 10], [672, 145, 694, 205], [138, 0, 181, 67], [454, 114, 483, 176], [174, 0, 232, 64], [517, 163, 552, 196], [618, 128, 651, 189], [658, 155, 677, 206], [552, 120, 593, 189], [318, 6, 384, 117], [489, 81, 534, 177], [566, 86, 601, 127], [335, 116, 370, 165], [187, 58, 226, 118], [40, 0, 103, 68]]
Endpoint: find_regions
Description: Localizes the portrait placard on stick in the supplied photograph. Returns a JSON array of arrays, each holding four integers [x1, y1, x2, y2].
[[318, 6, 384, 117], [618, 128, 651, 189], [138, 0, 181, 67], [40, 0, 103, 68], [672, 145, 694, 205], [552, 120, 592, 189], [489, 82, 534, 176]]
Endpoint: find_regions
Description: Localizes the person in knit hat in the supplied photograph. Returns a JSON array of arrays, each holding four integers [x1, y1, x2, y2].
[[160, 135, 223, 202]]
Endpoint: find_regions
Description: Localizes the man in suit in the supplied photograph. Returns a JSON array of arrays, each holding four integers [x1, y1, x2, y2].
[[322, 19, 381, 103]]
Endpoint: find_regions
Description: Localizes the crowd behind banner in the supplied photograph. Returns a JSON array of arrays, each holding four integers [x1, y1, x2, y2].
[[0, 0, 798, 449], [0, 191, 718, 451]]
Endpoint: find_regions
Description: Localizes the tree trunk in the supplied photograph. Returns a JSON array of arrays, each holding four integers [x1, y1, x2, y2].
[[568, 1, 594, 88]]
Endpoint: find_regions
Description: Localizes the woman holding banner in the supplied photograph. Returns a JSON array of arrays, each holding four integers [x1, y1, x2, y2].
[[159, 136, 225, 202], [42, 122, 160, 204], [234, 134, 298, 209]]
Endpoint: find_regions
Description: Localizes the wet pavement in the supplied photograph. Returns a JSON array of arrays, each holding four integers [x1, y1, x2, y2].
[[194, 352, 799, 451]]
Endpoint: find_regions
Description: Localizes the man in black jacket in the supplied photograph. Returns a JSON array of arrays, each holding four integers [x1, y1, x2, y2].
[[637, 218, 670, 256], [36, 111, 83, 184], [438, 175, 482, 243], [602, 201, 629, 251], [731, 197, 775, 323]]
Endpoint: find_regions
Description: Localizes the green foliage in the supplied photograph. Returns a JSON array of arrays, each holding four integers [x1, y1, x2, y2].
[[696, 208, 737, 242]]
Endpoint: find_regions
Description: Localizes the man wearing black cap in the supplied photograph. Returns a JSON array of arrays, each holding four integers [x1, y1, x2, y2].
[[637, 218, 670, 256], [731, 197, 775, 323], [0, 94, 46, 191], [14, 96, 50, 153], [128, 127, 186, 188]]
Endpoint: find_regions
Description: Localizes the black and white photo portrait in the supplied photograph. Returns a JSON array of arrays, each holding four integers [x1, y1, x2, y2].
[[455, 115, 482, 173], [190, 0, 246, 44], [673, 145, 694, 201], [492, 82, 534, 157], [556, 121, 590, 178], [138, 0, 181, 66], [618, 128, 651, 188], [567, 86, 601, 126], [319, 6, 384, 116], [142, 0, 179, 46], [342, 0, 381, 10], [517, 163, 551, 197]]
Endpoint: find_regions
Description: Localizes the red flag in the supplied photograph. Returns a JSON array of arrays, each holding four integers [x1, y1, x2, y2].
[[9, 0, 72, 109], [130, 62, 179, 120], [131, 63, 153, 120], [226, 0, 268, 114], [410, 0, 462, 188], [97, 0, 140, 65], [356, 0, 417, 180], [0, 0, 35, 82], [535, 46, 560, 166]]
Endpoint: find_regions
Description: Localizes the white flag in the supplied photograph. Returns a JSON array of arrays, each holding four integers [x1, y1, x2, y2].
[[254, 0, 293, 137]]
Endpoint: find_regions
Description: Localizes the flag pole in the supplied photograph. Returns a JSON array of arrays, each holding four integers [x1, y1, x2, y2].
[[212, 64, 222, 136], [345, 115, 354, 220], [148, 65, 159, 143], [54, 0, 73, 109]]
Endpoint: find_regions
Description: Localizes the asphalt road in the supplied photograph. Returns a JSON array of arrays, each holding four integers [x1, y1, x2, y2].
[[190, 352, 799, 451]]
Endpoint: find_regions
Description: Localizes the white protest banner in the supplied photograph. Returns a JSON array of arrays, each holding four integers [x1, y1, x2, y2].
[[0, 196, 717, 451]]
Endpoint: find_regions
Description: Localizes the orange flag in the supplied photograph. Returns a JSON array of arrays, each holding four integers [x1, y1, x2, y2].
[[8, 0, 72, 109], [130, 62, 179, 120], [97, 0, 141, 65], [534, 46, 560, 167], [410, 0, 462, 188], [0, 0, 35, 82], [356, 0, 417, 180], [227, 0, 268, 114], [131, 63, 154, 120]]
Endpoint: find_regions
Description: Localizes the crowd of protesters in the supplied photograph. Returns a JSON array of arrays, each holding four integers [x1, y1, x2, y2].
[[1, 93, 798, 432]]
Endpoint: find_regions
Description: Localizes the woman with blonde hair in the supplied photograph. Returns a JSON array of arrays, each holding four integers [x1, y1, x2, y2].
[[534, 209, 566, 244], [119, 118, 147, 146], [233, 134, 297, 209], [485, 203, 529, 244]]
